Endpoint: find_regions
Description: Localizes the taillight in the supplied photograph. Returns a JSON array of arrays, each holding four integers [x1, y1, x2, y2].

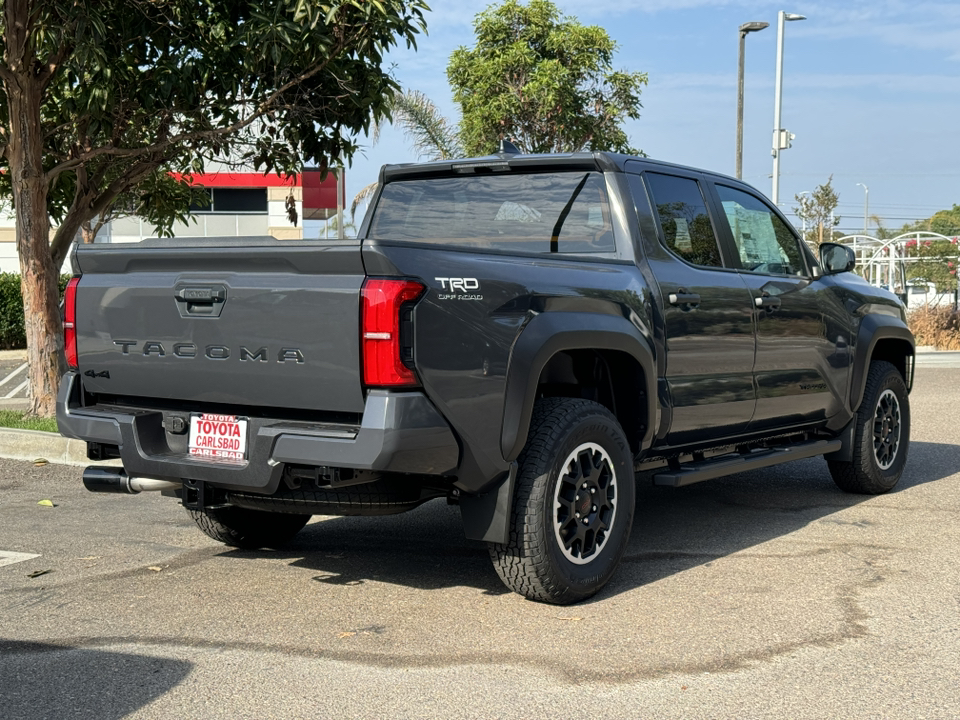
[[361, 277, 424, 387], [63, 276, 80, 369]]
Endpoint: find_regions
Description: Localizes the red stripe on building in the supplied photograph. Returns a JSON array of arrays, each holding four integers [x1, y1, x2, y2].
[[170, 172, 300, 188]]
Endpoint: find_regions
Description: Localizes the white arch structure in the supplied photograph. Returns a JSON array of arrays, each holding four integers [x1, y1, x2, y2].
[[835, 231, 958, 293]]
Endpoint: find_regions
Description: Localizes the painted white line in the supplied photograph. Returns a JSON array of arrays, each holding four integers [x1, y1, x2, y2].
[[3, 378, 28, 399], [0, 551, 41, 568], [0, 362, 26, 389]]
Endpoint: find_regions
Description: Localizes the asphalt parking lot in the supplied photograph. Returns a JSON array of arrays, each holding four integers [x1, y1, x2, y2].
[[1, 366, 958, 719]]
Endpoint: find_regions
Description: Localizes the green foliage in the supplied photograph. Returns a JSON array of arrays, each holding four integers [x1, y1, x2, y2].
[[0, 0, 430, 263], [901, 204, 960, 237], [389, 90, 464, 161], [447, 0, 647, 156], [0, 274, 70, 349], [793, 176, 841, 247], [903, 237, 959, 294], [0, 409, 59, 433]]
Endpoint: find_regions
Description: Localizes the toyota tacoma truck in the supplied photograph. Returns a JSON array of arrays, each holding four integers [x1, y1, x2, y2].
[[57, 149, 914, 605]]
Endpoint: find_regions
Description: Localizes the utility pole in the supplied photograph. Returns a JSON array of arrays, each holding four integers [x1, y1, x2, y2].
[[336, 167, 345, 240], [797, 190, 811, 238], [736, 21, 768, 179], [856, 182, 869, 235], [771, 11, 806, 205]]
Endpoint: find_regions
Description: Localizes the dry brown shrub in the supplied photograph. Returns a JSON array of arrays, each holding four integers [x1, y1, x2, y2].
[[908, 304, 960, 350]]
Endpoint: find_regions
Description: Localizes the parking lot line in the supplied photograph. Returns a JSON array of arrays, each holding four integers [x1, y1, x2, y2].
[[0, 362, 26, 390], [0, 551, 41, 568], [3, 378, 28, 399]]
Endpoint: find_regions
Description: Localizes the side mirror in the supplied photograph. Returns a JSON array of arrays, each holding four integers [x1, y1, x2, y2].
[[819, 242, 856, 275]]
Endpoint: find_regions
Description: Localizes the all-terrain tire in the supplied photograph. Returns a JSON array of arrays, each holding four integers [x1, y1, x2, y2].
[[828, 360, 910, 494], [489, 398, 635, 605], [188, 506, 311, 549]]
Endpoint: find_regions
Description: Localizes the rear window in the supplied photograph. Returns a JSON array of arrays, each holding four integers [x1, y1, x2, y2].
[[369, 172, 615, 254]]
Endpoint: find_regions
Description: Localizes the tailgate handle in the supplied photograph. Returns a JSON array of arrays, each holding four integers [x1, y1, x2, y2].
[[174, 285, 227, 317], [176, 287, 225, 303]]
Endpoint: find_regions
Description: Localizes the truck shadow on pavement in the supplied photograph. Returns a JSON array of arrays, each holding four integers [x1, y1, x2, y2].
[[0, 640, 192, 720], [225, 440, 959, 603]]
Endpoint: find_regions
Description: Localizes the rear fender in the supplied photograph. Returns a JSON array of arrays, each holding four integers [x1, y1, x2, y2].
[[499, 311, 657, 462]]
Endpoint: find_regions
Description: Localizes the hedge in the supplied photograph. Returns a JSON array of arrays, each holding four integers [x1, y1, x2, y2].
[[0, 273, 72, 350]]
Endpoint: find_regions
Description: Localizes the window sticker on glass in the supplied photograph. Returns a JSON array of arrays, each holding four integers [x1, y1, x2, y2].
[[496, 202, 542, 223], [673, 218, 693, 252], [716, 184, 804, 276], [587, 206, 605, 228]]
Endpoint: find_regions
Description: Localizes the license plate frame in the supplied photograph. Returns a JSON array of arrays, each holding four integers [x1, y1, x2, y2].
[[188, 413, 249, 464]]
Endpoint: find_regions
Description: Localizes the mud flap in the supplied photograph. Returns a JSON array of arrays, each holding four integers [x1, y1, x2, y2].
[[460, 463, 517, 544], [824, 419, 856, 463]]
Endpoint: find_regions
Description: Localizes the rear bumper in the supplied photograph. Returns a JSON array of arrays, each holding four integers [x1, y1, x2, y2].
[[56, 371, 460, 493]]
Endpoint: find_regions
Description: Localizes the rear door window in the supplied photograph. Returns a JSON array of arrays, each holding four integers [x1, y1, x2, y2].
[[369, 172, 615, 255], [644, 173, 724, 268]]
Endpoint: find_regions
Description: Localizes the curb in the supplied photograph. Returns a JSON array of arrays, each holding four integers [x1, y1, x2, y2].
[[0, 427, 119, 467]]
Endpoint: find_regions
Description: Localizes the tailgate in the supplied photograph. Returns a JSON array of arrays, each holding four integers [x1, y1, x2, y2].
[[73, 238, 366, 414]]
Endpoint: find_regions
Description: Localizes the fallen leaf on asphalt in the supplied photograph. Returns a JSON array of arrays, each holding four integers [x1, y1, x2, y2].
[[557, 616, 583, 622], [37, 499, 55, 507], [27, 569, 51, 578], [33, 459, 48, 466], [337, 631, 357, 639], [147, 566, 163, 572], [78, 556, 101, 561]]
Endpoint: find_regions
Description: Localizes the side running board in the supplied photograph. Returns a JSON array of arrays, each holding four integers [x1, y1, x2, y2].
[[653, 439, 842, 487]]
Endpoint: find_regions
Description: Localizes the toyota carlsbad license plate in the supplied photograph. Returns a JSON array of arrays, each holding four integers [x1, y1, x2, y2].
[[188, 413, 248, 463]]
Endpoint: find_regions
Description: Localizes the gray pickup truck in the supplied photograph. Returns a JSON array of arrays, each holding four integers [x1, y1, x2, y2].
[[58, 150, 914, 604]]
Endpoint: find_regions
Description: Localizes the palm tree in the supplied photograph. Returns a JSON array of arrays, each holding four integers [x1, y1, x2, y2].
[[351, 90, 463, 221]]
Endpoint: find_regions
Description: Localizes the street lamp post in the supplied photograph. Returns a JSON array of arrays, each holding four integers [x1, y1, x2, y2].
[[771, 10, 806, 205], [797, 190, 811, 236], [737, 21, 769, 180], [856, 182, 869, 235]]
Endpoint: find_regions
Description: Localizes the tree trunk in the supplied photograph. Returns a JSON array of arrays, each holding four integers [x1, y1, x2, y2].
[[7, 77, 66, 417], [81, 221, 96, 243]]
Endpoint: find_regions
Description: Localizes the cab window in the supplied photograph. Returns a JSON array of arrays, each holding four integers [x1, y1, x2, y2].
[[716, 185, 806, 276], [644, 173, 724, 268]]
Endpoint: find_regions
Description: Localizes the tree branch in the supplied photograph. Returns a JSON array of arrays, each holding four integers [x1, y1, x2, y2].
[[49, 157, 165, 267], [44, 28, 355, 184]]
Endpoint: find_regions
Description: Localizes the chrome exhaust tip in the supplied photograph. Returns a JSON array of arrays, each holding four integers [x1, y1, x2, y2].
[[82, 466, 180, 494]]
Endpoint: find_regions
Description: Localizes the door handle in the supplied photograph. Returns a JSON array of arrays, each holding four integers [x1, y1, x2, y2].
[[755, 294, 782, 311], [668, 290, 701, 307]]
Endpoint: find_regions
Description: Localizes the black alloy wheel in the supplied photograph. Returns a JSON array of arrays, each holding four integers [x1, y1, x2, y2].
[[828, 360, 910, 495], [488, 397, 635, 605]]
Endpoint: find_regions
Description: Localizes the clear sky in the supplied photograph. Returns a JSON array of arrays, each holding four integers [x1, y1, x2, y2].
[[342, 0, 960, 236]]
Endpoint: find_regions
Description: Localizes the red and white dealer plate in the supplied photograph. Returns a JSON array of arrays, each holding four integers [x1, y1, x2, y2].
[[188, 413, 248, 463]]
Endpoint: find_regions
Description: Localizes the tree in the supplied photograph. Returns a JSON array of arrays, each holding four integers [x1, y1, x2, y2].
[[903, 237, 958, 294], [794, 176, 841, 248], [901, 204, 960, 237], [353, 1, 648, 219], [448, 0, 647, 156], [351, 90, 462, 219], [0, 0, 427, 415], [869, 214, 896, 241]]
